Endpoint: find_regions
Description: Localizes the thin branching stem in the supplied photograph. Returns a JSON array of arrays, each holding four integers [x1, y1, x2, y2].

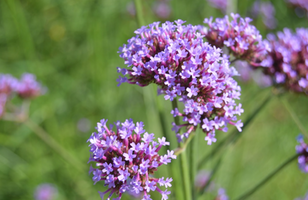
[[180, 144, 192, 200], [2, 116, 85, 172], [230, 58, 239, 64], [24, 119, 85, 172], [175, 133, 195, 156], [235, 153, 299, 200], [198, 156, 223, 196], [191, 129, 199, 200], [172, 98, 192, 200], [280, 97, 308, 137]]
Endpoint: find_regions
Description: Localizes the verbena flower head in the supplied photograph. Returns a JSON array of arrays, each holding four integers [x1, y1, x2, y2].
[[296, 134, 308, 173], [260, 28, 308, 94], [87, 119, 176, 200], [202, 13, 270, 66], [117, 20, 243, 144], [17, 73, 44, 99], [0, 74, 19, 95], [0, 73, 44, 118], [34, 183, 58, 200]]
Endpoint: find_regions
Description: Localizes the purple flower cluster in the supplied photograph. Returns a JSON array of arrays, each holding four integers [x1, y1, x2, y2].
[[17, 73, 44, 99], [207, 0, 228, 13], [87, 119, 176, 200], [250, 1, 276, 30], [203, 13, 269, 66], [117, 20, 243, 144], [0, 74, 18, 95], [260, 28, 308, 94], [296, 134, 308, 173], [0, 73, 44, 117], [0, 74, 17, 116]]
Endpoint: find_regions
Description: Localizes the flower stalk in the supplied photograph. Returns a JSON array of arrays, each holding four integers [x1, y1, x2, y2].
[[235, 153, 299, 200], [280, 97, 308, 137], [172, 98, 192, 200]]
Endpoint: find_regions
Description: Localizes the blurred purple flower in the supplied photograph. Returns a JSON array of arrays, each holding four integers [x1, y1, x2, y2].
[[289, 0, 308, 17], [0, 74, 19, 95], [259, 28, 308, 94], [194, 170, 211, 190], [234, 61, 252, 82], [296, 134, 308, 173], [234, 60, 272, 87], [34, 183, 57, 200], [0, 94, 7, 117], [0, 73, 44, 118], [87, 119, 175, 200], [215, 188, 229, 200], [126, 2, 136, 16], [17, 73, 45, 99], [207, 0, 227, 13], [77, 118, 91, 133], [251, 1, 277, 29], [117, 20, 243, 144], [153, 1, 171, 19]]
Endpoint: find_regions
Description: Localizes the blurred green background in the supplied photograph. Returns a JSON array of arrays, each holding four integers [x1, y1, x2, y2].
[[0, 0, 308, 199]]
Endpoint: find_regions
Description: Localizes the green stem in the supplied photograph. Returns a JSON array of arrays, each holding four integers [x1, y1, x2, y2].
[[198, 156, 222, 195], [157, 97, 172, 148], [24, 119, 85, 172], [134, 0, 145, 26], [235, 153, 299, 200], [231, 93, 272, 143], [172, 98, 192, 200], [180, 147, 192, 200], [280, 97, 308, 137], [175, 133, 195, 156], [197, 92, 272, 169], [191, 130, 198, 200], [157, 98, 184, 200]]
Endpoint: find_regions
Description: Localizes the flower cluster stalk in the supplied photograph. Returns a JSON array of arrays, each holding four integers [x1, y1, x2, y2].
[[280, 97, 308, 137], [172, 98, 192, 200], [236, 153, 299, 200], [25, 119, 85, 172]]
